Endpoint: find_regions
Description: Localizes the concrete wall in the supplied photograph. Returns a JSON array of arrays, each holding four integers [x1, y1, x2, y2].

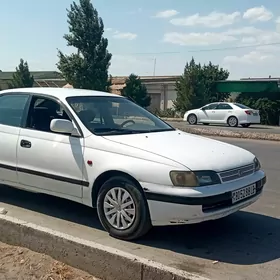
[[145, 82, 177, 111], [0, 75, 179, 111]]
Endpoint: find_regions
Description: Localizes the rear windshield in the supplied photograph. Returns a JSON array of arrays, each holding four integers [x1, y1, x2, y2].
[[234, 103, 251, 109]]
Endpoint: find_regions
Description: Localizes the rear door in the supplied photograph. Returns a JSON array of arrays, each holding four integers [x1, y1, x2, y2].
[[0, 93, 30, 184]]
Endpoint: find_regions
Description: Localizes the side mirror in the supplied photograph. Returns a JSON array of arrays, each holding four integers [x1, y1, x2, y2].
[[201, 107, 205, 110], [50, 119, 81, 136]]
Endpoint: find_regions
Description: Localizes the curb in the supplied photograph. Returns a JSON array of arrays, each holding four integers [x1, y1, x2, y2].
[[179, 127, 280, 142], [161, 118, 184, 122], [160, 118, 280, 141], [0, 214, 210, 280]]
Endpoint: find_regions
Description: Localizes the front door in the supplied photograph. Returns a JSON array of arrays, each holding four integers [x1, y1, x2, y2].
[[198, 103, 218, 123], [17, 95, 86, 199], [0, 93, 30, 184]]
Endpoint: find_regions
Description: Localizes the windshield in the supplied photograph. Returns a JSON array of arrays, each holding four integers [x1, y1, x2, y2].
[[66, 96, 175, 136]]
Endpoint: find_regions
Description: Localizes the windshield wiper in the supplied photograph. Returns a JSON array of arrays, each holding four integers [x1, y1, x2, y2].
[[93, 127, 175, 135], [93, 127, 139, 135]]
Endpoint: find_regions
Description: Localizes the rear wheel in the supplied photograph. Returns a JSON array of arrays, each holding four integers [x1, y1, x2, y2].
[[187, 114, 197, 125], [97, 176, 152, 240], [241, 124, 251, 128], [227, 116, 238, 127]]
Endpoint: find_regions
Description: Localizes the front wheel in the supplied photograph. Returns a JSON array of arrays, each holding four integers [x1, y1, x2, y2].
[[97, 176, 152, 240], [187, 114, 197, 125]]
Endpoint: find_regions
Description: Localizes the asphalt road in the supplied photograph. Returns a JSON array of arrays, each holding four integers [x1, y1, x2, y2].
[[168, 121, 280, 134], [1, 137, 280, 280]]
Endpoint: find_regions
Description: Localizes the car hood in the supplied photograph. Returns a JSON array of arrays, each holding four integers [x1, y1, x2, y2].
[[103, 130, 255, 171]]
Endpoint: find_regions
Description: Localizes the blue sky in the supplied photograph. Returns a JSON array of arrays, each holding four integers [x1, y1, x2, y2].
[[1, 0, 280, 78]]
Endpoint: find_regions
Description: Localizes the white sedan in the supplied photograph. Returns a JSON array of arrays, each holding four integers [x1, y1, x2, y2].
[[183, 102, 260, 127], [0, 88, 266, 240]]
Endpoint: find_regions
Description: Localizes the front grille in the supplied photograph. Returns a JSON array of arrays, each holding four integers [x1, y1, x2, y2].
[[219, 164, 254, 183]]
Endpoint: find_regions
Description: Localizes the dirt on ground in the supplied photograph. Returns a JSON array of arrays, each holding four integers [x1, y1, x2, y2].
[[0, 242, 99, 280]]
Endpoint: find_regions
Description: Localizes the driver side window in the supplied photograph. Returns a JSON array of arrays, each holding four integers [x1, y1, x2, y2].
[[26, 96, 71, 133], [204, 103, 218, 110]]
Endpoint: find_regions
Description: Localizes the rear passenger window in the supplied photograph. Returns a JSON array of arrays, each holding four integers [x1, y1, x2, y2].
[[0, 94, 29, 127], [216, 104, 233, 110]]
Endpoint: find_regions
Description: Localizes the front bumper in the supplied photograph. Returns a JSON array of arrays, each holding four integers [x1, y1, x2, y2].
[[142, 170, 266, 226]]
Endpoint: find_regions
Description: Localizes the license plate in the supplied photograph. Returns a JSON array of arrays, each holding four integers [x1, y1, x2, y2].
[[232, 184, 256, 204]]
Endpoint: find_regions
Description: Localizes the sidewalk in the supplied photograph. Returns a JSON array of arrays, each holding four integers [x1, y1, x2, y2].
[[0, 242, 98, 280]]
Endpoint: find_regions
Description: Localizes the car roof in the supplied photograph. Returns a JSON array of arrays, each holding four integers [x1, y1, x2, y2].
[[0, 87, 122, 100]]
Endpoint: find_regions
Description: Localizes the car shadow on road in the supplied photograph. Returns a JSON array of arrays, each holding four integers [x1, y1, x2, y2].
[[0, 185, 103, 231], [138, 210, 280, 266], [1, 185, 279, 266]]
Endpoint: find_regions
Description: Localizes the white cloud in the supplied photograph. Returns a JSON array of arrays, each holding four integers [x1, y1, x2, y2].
[[240, 37, 257, 44], [276, 17, 280, 32], [154, 9, 179, 18], [112, 31, 137, 40], [163, 32, 237, 46], [256, 45, 280, 52], [224, 26, 280, 46], [241, 31, 280, 45], [243, 6, 273, 22], [105, 27, 113, 32], [170, 11, 241, 28], [223, 51, 274, 64], [224, 26, 261, 36]]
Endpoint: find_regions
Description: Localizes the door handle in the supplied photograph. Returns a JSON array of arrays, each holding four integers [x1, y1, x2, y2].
[[20, 139, 32, 148]]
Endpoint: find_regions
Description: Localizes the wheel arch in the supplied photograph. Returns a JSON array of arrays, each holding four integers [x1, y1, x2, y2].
[[91, 170, 144, 207]]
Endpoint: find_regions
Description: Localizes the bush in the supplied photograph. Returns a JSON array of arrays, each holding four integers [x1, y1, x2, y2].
[[153, 108, 178, 118]]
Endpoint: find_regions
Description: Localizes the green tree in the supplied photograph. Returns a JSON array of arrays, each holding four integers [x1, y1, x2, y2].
[[57, 0, 112, 91], [121, 74, 151, 108], [173, 58, 205, 114], [236, 92, 280, 125], [174, 58, 230, 114], [202, 61, 229, 102], [8, 59, 34, 88]]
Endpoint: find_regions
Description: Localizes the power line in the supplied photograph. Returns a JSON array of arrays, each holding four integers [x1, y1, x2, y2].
[[116, 42, 280, 56]]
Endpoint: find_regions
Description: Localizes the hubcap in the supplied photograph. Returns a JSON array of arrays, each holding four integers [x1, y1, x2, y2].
[[103, 187, 136, 230], [229, 117, 237, 126], [189, 115, 196, 124]]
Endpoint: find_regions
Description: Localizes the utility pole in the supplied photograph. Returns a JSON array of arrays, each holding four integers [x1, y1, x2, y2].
[[153, 58, 156, 76]]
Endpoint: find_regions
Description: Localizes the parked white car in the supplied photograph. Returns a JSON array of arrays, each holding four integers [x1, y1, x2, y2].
[[183, 102, 260, 127], [0, 88, 266, 240]]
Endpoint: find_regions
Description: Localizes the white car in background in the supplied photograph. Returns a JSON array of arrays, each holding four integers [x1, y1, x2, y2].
[[0, 88, 266, 240], [183, 102, 260, 128]]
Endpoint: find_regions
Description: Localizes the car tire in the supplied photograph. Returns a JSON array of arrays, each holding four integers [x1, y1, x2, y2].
[[227, 116, 238, 127], [97, 176, 152, 241], [241, 124, 251, 128], [187, 114, 197, 125]]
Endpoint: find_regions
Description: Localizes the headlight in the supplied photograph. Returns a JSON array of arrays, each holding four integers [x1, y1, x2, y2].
[[194, 171, 221, 186], [254, 157, 261, 171], [170, 171, 221, 187]]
